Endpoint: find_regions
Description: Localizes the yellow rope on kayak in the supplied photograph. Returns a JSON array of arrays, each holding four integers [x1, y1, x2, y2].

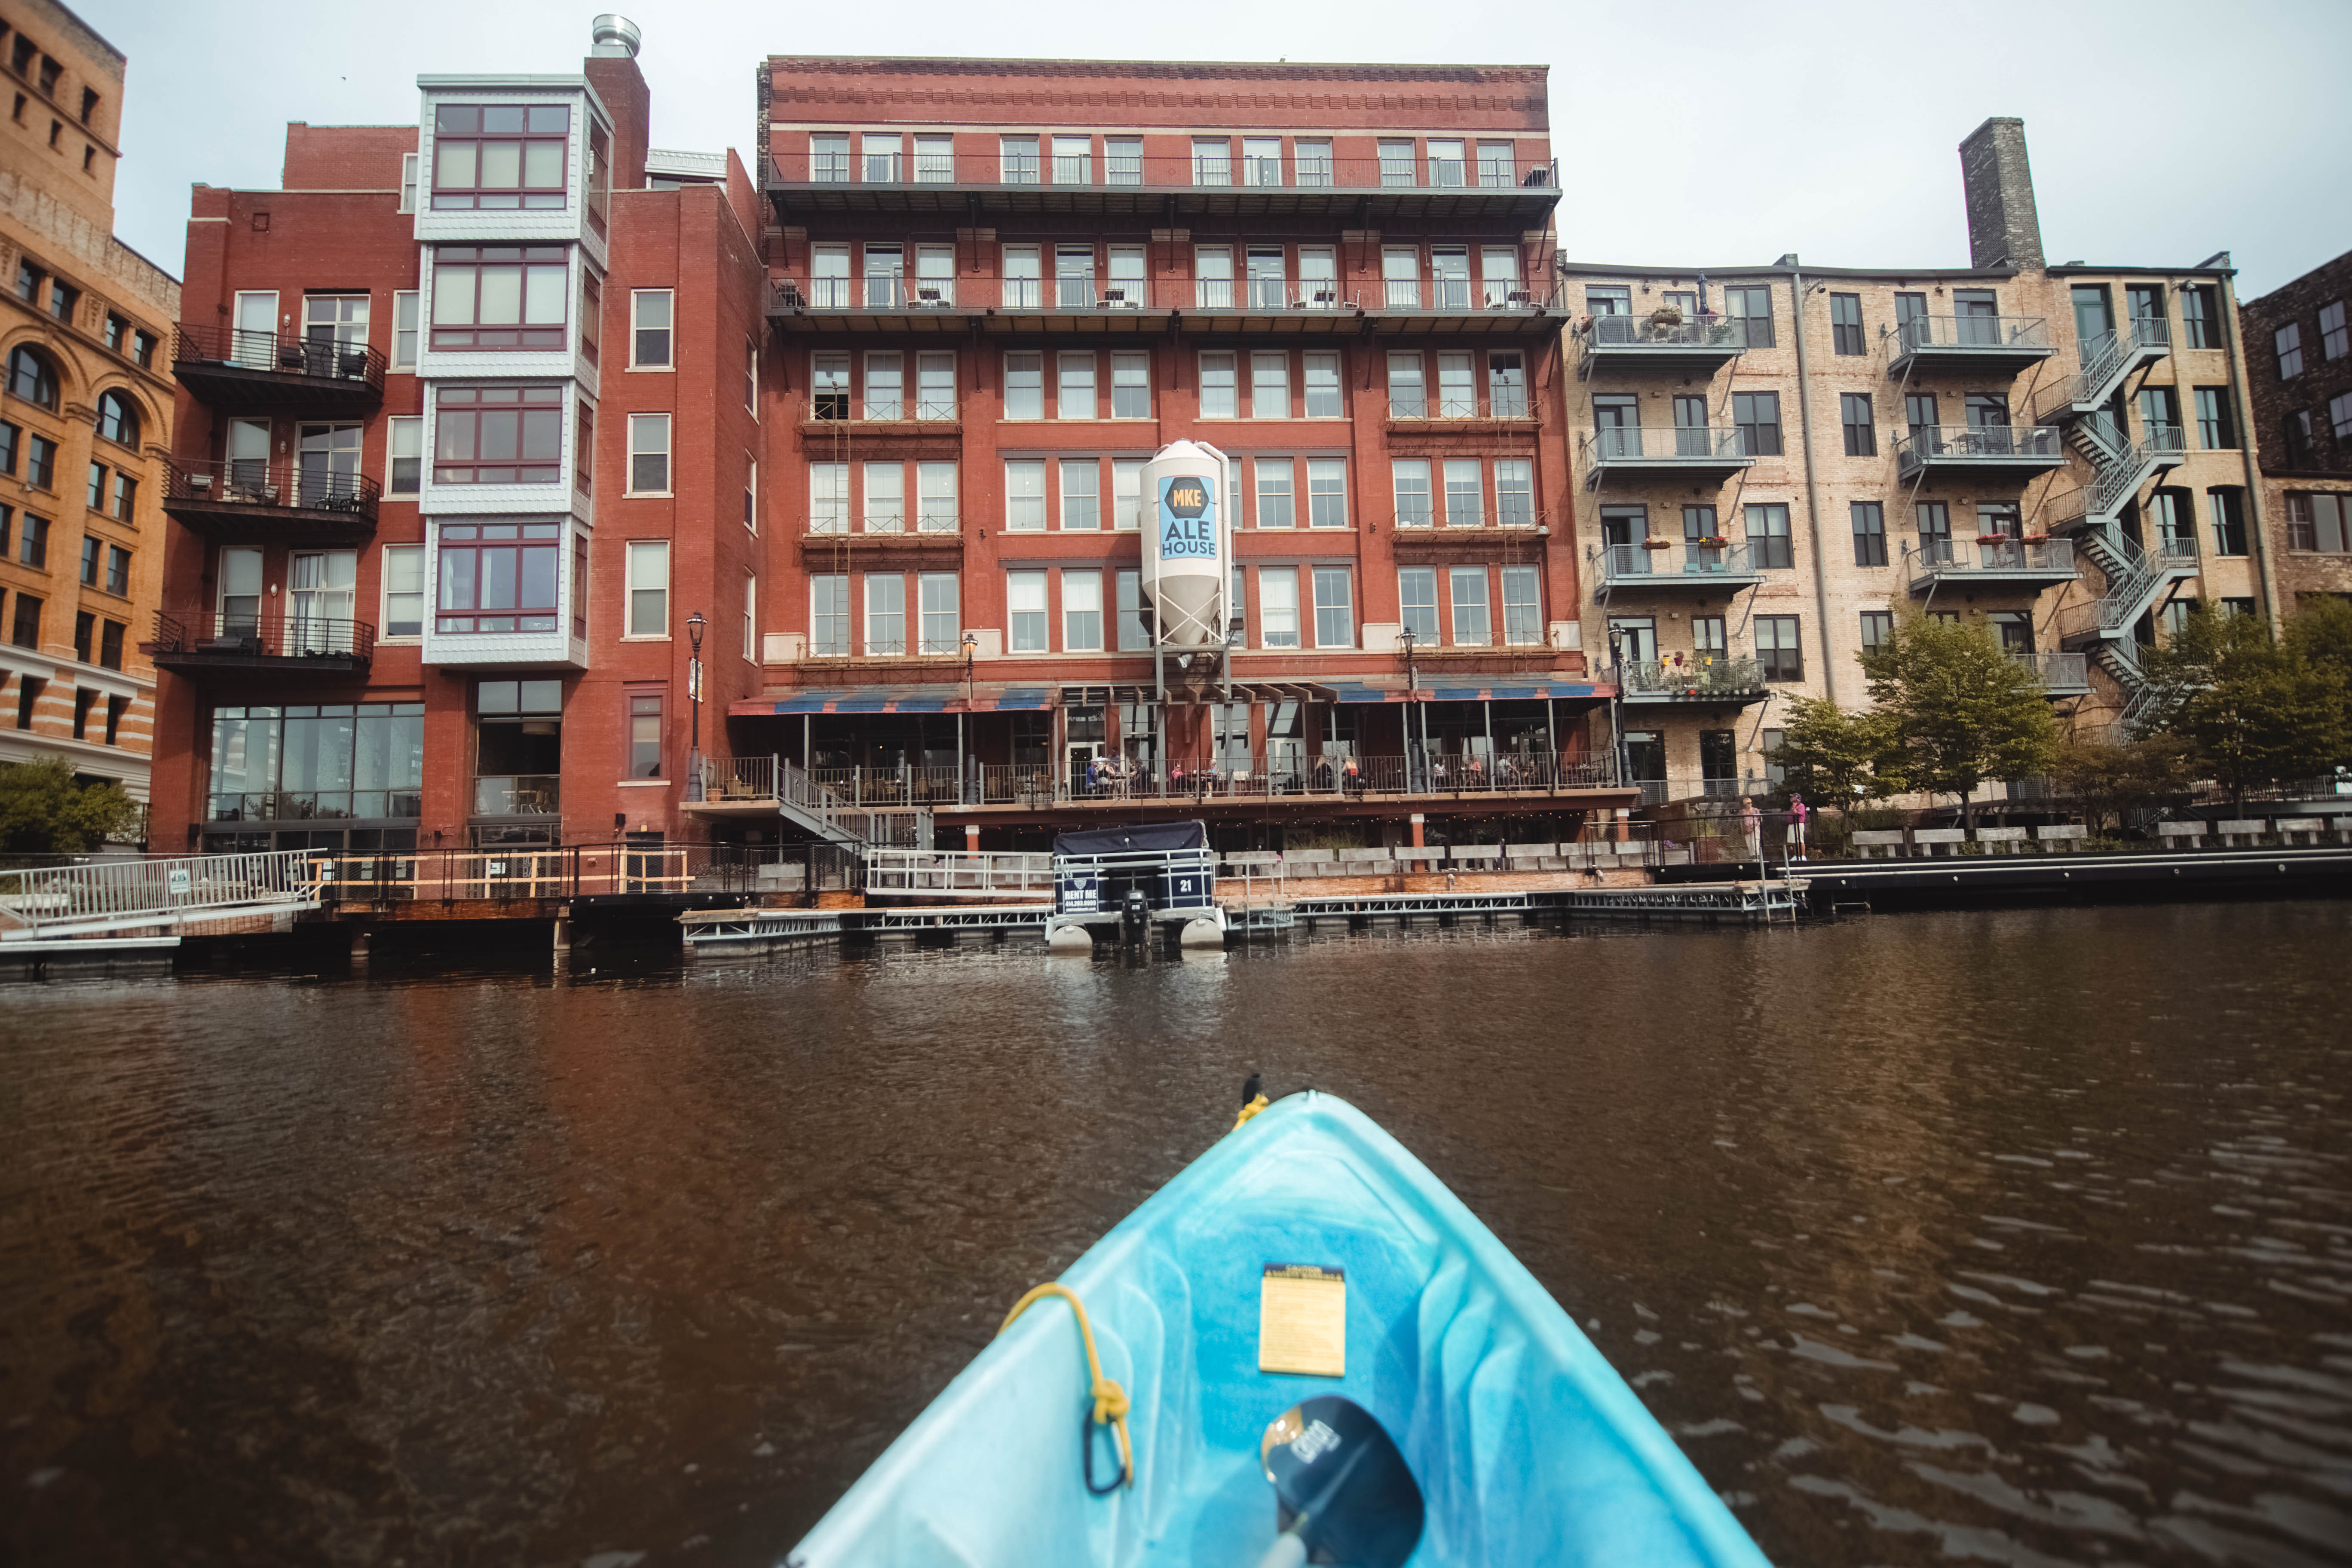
[[1234, 1093, 1270, 1129], [999, 1282, 1133, 1491]]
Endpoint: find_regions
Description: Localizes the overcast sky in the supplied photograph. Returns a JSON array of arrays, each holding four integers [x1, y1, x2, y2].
[[91, 0, 2352, 302]]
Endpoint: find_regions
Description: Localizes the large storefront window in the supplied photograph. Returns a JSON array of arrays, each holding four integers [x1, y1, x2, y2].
[[475, 679, 564, 836], [205, 703, 424, 850]]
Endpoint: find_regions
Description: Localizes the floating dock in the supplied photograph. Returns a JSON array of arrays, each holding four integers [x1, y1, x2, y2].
[[1660, 844, 2352, 912]]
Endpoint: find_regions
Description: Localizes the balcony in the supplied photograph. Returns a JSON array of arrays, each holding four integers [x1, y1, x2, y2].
[[768, 275, 977, 335], [172, 326, 386, 416], [1577, 312, 1752, 374], [160, 461, 380, 543], [1886, 314, 2055, 377], [1581, 425, 1755, 483], [771, 275, 1564, 337], [142, 610, 374, 677], [472, 775, 561, 817], [1596, 542, 1771, 593], [1906, 536, 2079, 596], [2022, 650, 2091, 697], [1611, 657, 1770, 706], [765, 153, 1562, 227], [1893, 424, 2070, 482]]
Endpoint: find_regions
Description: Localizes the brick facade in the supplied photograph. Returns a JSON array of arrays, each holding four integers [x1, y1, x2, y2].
[[2239, 248, 2352, 609]]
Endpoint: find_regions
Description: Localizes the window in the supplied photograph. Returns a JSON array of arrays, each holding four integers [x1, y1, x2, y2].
[[2285, 410, 2315, 467], [1377, 140, 1416, 187], [1308, 567, 1354, 649], [26, 432, 55, 489], [1757, 616, 1802, 680], [0, 421, 12, 474], [431, 104, 571, 210], [1242, 351, 1290, 420], [399, 150, 420, 213], [9, 346, 58, 409], [625, 539, 668, 635], [132, 331, 154, 369], [86, 461, 106, 511], [1382, 248, 1420, 309], [1492, 459, 1534, 527], [864, 351, 903, 420], [864, 461, 904, 531], [1859, 610, 1893, 655], [99, 622, 123, 674], [70, 687, 95, 741], [1392, 459, 1432, 527], [1841, 393, 1875, 456], [1851, 502, 1886, 566], [1448, 567, 1491, 646], [865, 574, 906, 655], [78, 533, 99, 586], [381, 545, 424, 637], [1060, 459, 1099, 530], [2209, 489, 2248, 556], [1586, 284, 1632, 317], [1681, 505, 1716, 545], [1433, 352, 1474, 417], [1732, 391, 1782, 456], [743, 458, 758, 532], [864, 243, 904, 307], [108, 472, 135, 522], [386, 289, 419, 370], [625, 693, 663, 779], [87, 390, 141, 448], [810, 244, 851, 309], [631, 289, 672, 368], [1005, 459, 1045, 531], [1254, 459, 1295, 529], [1829, 293, 1864, 355], [1915, 499, 1954, 563], [1062, 570, 1103, 651], [1112, 459, 1143, 532], [1727, 285, 1774, 348], [378, 415, 421, 497], [18, 513, 46, 567], [13, 261, 39, 305], [808, 133, 849, 183], [916, 573, 958, 655], [1473, 139, 1516, 188], [2285, 492, 2351, 554], [1058, 352, 1096, 420], [1501, 566, 1541, 646], [1399, 568, 1437, 643], [434, 521, 559, 633], [1195, 245, 1234, 310], [1192, 138, 1231, 186], [809, 575, 850, 655], [47, 281, 76, 323], [2180, 285, 2218, 349], [1442, 460, 1482, 528], [1199, 352, 1237, 418], [104, 544, 129, 596], [429, 247, 567, 352], [434, 384, 563, 484], [2194, 387, 2235, 449], [918, 462, 959, 533], [1084, 351, 1143, 422], [1005, 351, 1043, 420], [1253, 567, 1298, 649], [1486, 351, 1529, 418], [2334, 392, 2352, 443], [2321, 301, 2348, 362], [1105, 137, 1142, 186], [1746, 502, 1793, 568], [917, 352, 955, 421], [74, 610, 93, 663], [625, 413, 670, 493], [2276, 322, 2303, 379], [1387, 352, 1425, 418], [104, 313, 126, 352], [1116, 570, 1148, 650], [1105, 245, 1145, 307], [11, 596, 39, 650], [1008, 570, 1047, 652], [1430, 248, 1471, 312], [1291, 353, 1341, 421]]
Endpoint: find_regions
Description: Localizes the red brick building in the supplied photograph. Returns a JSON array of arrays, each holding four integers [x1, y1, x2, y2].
[[744, 55, 1624, 851], [146, 36, 1629, 860]]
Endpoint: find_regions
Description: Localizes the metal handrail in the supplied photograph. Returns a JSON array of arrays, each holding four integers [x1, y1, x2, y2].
[[1581, 313, 1753, 351], [0, 848, 325, 941], [172, 325, 386, 393], [1611, 657, 1769, 699], [1910, 537, 2077, 575], [775, 152, 1560, 193], [975, 751, 1618, 805], [146, 609, 375, 661], [1892, 314, 2052, 353], [865, 848, 1055, 896], [165, 459, 381, 521], [1583, 425, 1746, 462], [1598, 542, 1769, 581], [2022, 650, 2089, 688], [1893, 424, 2065, 471], [2038, 316, 2171, 416], [775, 275, 1560, 316]]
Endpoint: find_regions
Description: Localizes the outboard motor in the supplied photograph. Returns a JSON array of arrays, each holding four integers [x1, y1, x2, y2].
[[1121, 886, 1151, 947]]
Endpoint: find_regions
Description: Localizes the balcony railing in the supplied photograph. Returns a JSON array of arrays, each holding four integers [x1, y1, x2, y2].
[[773, 153, 1561, 196], [173, 325, 387, 405], [2021, 650, 2089, 689], [1892, 314, 2053, 354], [163, 460, 381, 529], [1894, 424, 2067, 477], [473, 775, 561, 816], [1583, 425, 1750, 464], [1611, 657, 1769, 701], [1911, 537, 2077, 575], [1580, 313, 1754, 352], [145, 609, 375, 668], [778, 276, 1559, 318], [1599, 542, 1771, 582], [967, 751, 1620, 806]]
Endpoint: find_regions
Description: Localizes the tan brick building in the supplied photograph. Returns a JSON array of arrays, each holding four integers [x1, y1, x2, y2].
[[0, 0, 174, 809], [1559, 118, 2273, 805]]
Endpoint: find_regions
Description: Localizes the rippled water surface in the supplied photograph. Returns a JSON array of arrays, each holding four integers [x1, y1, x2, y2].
[[4, 903, 2351, 1567]]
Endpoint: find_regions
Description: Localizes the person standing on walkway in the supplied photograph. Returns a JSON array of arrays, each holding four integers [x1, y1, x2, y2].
[[1739, 796, 1762, 863], [1788, 793, 1810, 861]]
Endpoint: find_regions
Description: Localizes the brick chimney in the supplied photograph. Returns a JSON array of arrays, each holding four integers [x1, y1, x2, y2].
[[1958, 117, 2043, 273], [583, 15, 649, 189]]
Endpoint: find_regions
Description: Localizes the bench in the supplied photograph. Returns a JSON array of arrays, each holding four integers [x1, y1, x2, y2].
[[1450, 844, 1504, 867], [2334, 816, 2352, 845], [2155, 821, 2205, 850], [2277, 820, 2324, 846], [2217, 819, 2267, 848], [1392, 848, 1447, 869], [1912, 827, 1966, 857], [1975, 826, 2028, 855], [2035, 823, 2089, 851], [1852, 829, 1907, 860]]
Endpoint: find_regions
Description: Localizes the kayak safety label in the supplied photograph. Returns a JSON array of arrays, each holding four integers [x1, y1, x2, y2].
[[1259, 1264, 1346, 1378]]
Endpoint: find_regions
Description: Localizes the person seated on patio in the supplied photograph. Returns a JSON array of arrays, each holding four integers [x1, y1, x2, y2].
[[1343, 755, 1361, 795], [1084, 756, 1103, 796]]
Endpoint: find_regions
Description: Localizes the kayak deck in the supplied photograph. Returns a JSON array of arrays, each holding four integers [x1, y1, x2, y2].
[[790, 1093, 1771, 1567]]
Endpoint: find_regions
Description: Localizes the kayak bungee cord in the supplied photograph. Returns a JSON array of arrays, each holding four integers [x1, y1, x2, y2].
[[996, 1283, 1133, 1494]]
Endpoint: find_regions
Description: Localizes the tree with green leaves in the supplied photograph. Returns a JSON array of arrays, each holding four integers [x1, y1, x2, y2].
[[2284, 594, 2352, 743], [2050, 733, 2197, 836], [1765, 695, 1896, 815], [0, 757, 146, 853], [1858, 613, 2060, 826], [2137, 604, 2349, 805]]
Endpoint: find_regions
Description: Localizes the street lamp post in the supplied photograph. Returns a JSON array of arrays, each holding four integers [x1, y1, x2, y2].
[[686, 611, 705, 799]]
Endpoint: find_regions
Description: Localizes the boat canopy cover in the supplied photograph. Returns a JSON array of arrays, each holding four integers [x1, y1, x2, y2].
[[1053, 821, 1208, 856]]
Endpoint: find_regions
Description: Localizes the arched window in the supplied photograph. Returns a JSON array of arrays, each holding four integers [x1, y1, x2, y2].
[[95, 390, 141, 447], [7, 346, 58, 410]]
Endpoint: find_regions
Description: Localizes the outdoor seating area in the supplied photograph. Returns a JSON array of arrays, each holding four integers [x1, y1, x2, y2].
[[1848, 818, 2352, 858], [1214, 839, 1688, 881]]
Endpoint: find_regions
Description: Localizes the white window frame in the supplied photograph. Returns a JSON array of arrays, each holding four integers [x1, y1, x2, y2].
[[390, 291, 420, 371], [1398, 567, 1438, 643], [917, 462, 958, 533], [1062, 569, 1104, 652], [744, 456, 758, 533], [399, 152, 420, 214], [625, 539, 670, 638], [919, 573, 960, 655], [1308, 459, 1348, 528], [1303, 352, 1341, 417], [1251, 351, 1291, 420], [743, 573, 758, 661], [1501, 565, 1541, 646], [380, 543, 424, 640], [1112, 459, 1144, 532], [1004, 459, 1046, 532], [1442, 459, 1483, 528], [1387, 351, 1425, 418], [865, 573, 906, 656], [1259, 567, 1300, 649], [384, 415, 422, 497], [1194, 245, 1234, 310], [629, 288, 674, 370], [1255, 457, 1295, 529], [1004, 350, 1044, 420], [916, 351, 956, 420], [1495, 459, 1534, 528], [1199, 350, 1237, 418], [1001, 244, 1041, 310], [863, 460, 905, 533], [809, 462, 849, 534], [1057, 351, 1097, 420], [810, 574, 850, 657], [864, 349, 904, 420], [1313, 567, 1353, 649], [1008, 570, 1048, 652], [1111, 351, 1149, 419], [626, 413, 672, 496], [1060, 458, 1101, 531], [811, 243, 850, 309], [1449, 566, 1491, 646], [1392, 459, 1432, 527], [746, 338, 759, 413]]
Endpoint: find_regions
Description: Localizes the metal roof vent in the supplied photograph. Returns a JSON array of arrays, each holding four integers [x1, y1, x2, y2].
[[590, 15, 641, 57]]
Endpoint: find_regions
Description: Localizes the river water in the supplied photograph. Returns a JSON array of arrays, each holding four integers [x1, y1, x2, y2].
[[3, 902, 2349, 1568]]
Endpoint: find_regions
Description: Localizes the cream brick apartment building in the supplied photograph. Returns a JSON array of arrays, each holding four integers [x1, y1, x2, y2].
[[1558, 119, 2273, 805], [0, 0, 174, 807]]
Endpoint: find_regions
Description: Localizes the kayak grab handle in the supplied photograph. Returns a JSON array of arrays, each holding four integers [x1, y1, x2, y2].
[[999, 1282, 1134, 1493]]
